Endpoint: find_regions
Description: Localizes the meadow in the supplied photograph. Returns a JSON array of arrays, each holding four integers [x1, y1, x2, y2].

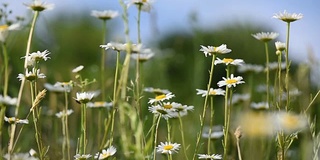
[[0, 0, 319, 160]]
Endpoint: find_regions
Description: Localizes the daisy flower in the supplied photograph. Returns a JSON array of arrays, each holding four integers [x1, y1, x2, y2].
[[0, 95, 17, 106], [198, 153, 222, 159], [124, 43, 143, 53], [4, 153, 38, 160], [72, 65, 84, 73], [23, 50, 51, 66], [252, 32, 279, 42], [74, 154, 92, 160], [74, 92, 95, 104], [273, 10, 303, 23], [127, 0, 153, 12], [231, 93, 250, 104], [199, 44, 232, 57], [24, 0, 54, 11], [196, 88, 225, 97], [100, 42, 126, 52], [44, 82, 73, 93], [217, 74, 245, 88], [237, 64, 264, 73], [94, 146, 117, 159], [273, 111, 307, 134], [87, 101, 113, 109], [0, 23, 20, 42], [165, 102, 194, 118], [91, 10, 119, 20], [214, 57, 244, 66], [130, 49, 155, 62], [144, 87, 170, 95], [17, 68, 46, 81], [202, 125, 224, 139], [250, 102, 269, 110], [55, 109, 74, 118], [148, 92, 175, 104], [4, 117, 29, 124], [275, 41, 286, 51], [148, 104, 175, 119], [268, 61, 286, 70], [156, 142, 180, 154]]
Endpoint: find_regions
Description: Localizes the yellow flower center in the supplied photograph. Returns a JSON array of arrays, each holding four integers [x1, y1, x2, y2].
[[164, 145, 173, 150], [226, 79, 237, 84], [209, 90, 216, 95], [0, 25, 8, 31], [8, 117, 15, 122], [223, 58, 234, 63], [282, 114, 299, 129], [163, 104, 172, 109], [94, 101, 105, 106], [101, 153, 110, 158], [155, 94, 166, 100]]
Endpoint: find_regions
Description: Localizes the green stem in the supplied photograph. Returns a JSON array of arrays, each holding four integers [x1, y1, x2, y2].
[[1, 42, 8, 96], [277, 53, 282, 110], [223, 66, 231, 160], [80, 103, 87, 154], [178, 114, 188, 160], [24, 11, 39, 69], [285, 22, 291, 111], [101, 20, 107, 101], [264, 42, 270, 106], [64, 91, 71, 160], [153, 115, 162, 160], [193, 54, 216, 159]]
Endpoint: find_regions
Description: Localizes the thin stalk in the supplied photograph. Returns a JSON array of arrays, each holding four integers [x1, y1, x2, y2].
[[236, 138, 242, 160], [264, 42, 270, 106], [1, 42, 8, 96], [193, 54, 216, 159], [153, 115, 162, 160], [100, 20, 107, 101], [64, 91, 71, 160], [285, 22, 291, 111], [178, 114, 188, 160], [24, 11, 39, 69], [277, 53, 283, 110], [166, 119, 172, 160], [223, 66, 231, 160], [207, 97, 214, 154], [135, 4, 142, 117], [79, 103, 87, 154]]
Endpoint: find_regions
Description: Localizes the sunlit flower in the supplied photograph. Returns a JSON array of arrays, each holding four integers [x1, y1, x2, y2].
[[44, 82, 73, 93], [87, 101, 113, 109], [196, 88, 225, 97], [148, 92, 175, 104], [23, 50, 51, 66], [217, 74, 245, 88], [252, 32, 279, 42], [128, 0, 153, 12], [25, 0, 54, 11], [144, 87, 170, 95], [131, 50, 155, 62], [74, 92, 95, 104], [4, 153, 38, 160], [273, 10, 303, 23], [17, 68, 46, 81], [91, 10, 119, 20], [0, 95, 17, 106], [100, 42, 126, 52], [198, 153, 222, 159], [148, 104, 175, 119], [202, 125, 224, 139], [214, 57, 244, 66], [165, 102, 194, 118], [74, 154, 92, 160], [94, 146, 117, 159], [231, 93, 250, 104], [199, 44, 232, 57], [238, 64, 264, 73], [0, 23, 20, 42], [250, 102, 269, 110], [55, 109, 74, 118], [4, 116, 29, 124], [275, 41, 286, 51], [156, 142, 180, 154], [72, 65, 84, 73]]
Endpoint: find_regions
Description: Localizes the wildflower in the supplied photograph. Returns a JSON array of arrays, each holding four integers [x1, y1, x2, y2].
[[128, 0, 153, 12], [148, 92, 175, 104], [196, 88, 225, 97], [0, 23, 20, 42], [130, 50, 155, 62], [202, 126, 224, 139], [274, 112, 307, 133], [0, 95, 17, 106], [144, 87, 170, 95], [166, 102, 194, 118], [55, 109, 74, 118], [74, 92, 95, 104], [198, 154, 222, 159], [217, 74, 245, 88], [234, 126, 242, 140], [29, 149, 37, 157], [148, 104, 175, 119], [17, 68, 46, 81], [74, 154, 92, 160], [25, 0, 54, 11], [252, 32, 279, 42], [72, 65, 84, 73], [23, 50, 51, 66], [275, 41, 286, 51], [4, 153, 38, 160], [4, 116, 29, 124], [273, 10, 303, 23], [94, 146, 117, 159], [124, 43, 143, 53], [199, 44, 232, 57], [231, 93, 250, 104], [100, 42, 126, 52], [44, 82, 73, 93], [268, 61, 286, 70], [250, 102, 269, 110], [156, 142, 180, 154], [91, 10, 119, 20], [87, 101, 113, 109], [238, 64, 264, 73], [214, 57, 244, 66]]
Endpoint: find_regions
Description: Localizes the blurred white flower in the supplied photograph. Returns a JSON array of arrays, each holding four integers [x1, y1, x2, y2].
[[0, 95, 17, 106], [94, 146, 117, 159], [200, 44, 231, 57], [72, 65, 84, 73], [4, 117, 29, 124], [0, 23, 20, 42], [273, 10, 303, 23], [252, 32, 279, 42], [214, 57, 244, 66], [148, 92, 175, 104], [74, 92, 95, 104], [196, 88, 225, 97], [55, 109, 74, 118], [91, 10, 119, 20], [198, 153, 222, 159], [25, 0, 54, 11]]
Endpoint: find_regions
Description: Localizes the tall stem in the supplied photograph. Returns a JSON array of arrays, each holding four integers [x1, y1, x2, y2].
[[178, 114, 188, 160], [100, 20, 107, 101], [223, 66, 231, 160], [153, 115, 162, 160], [285, 22, 291, 111], [207, 97, 214, 154], [1, 42, 8, 96], [193, 54, 216, 159], [264, 42, 270, 105]]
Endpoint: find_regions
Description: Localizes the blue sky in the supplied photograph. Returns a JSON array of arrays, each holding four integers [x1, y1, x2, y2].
[[6, 0, 320, 63]]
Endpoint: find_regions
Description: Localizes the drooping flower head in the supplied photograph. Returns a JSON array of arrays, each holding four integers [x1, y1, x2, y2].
[[217, 74, 245, 88], [23, 50, 51, 66], [91, 10, 119, 20], [275, 41, 286, 55], [273, 10, 303, 23], [156, 142, 180, 154], [199, 44, 232, 57], [130, 49, 155, 62], [17, 68, 46, 81], [252, 32, 279, 42], [25, 0, 54, 11], [148, 104, 175, 119]]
